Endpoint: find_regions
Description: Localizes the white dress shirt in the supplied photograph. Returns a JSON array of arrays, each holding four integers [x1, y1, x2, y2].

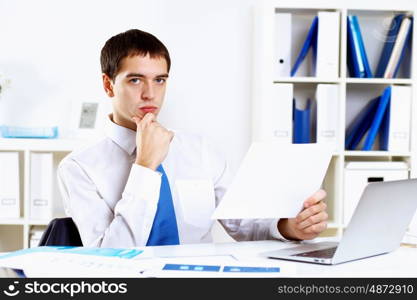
[[57, 116, 286, 247]]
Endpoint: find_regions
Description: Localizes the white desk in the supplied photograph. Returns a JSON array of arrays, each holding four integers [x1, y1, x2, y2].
[[141, 240, 417, 277], [1, 240, 416, 277]]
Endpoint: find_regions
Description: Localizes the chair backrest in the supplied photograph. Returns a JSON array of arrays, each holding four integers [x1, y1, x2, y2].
[[38, 217, 83, 247]]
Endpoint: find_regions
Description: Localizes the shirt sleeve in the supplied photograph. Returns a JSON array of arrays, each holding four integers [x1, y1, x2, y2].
[[57, 158, 161, 247], [201, 138, 290, 241]]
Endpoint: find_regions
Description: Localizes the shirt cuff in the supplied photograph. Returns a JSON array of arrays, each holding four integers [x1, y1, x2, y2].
[[269, 218, 290, 241], [123, 164, 162, 202]]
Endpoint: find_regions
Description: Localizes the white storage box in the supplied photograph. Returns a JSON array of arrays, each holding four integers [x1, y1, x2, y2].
[[343, 162, 409, 226], [0, 152, 20, 218]]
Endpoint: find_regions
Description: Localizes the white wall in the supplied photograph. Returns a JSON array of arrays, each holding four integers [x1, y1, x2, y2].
[[0, 0, 259, 173]]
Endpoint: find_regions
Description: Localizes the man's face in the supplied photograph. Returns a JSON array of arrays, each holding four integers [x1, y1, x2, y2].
[[104, 54, 169, 130]]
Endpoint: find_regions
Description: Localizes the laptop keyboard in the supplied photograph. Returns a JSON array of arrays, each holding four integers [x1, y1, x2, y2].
[[291, 247, 337, 259]]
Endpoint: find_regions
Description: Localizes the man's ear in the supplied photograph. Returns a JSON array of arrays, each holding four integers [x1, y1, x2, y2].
[[102, 73, 115, 97]]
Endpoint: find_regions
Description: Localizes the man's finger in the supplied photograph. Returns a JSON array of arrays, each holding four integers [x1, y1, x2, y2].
[[151, 121, 163, 128], [304, 189, 327, 208], [296, 201, 327, 223], [139, 113, 155, 128], [303, 221, 327, 234], [297, 211, 328, 230]]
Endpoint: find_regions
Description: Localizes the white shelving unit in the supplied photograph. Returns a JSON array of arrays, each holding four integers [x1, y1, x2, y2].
[[0, 138, 87, 251], [252, 0, 417, 236]]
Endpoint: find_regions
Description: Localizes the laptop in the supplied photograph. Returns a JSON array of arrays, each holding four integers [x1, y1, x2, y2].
[[263, 178, 417, 265]]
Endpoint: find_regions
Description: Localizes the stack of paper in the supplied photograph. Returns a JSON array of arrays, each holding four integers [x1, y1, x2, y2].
[[0, 246, 147, 277], [0, 246, 296, 278]]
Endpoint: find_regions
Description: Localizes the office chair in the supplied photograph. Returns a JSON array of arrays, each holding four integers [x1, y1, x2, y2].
[[38, 217, 83, 247]]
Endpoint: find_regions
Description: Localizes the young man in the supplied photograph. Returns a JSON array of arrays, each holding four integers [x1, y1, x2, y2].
[[57, 29, 328, 247]]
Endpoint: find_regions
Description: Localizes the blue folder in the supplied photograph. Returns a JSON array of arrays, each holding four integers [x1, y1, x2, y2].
[[375, 14, 405, 77], [353, 16, 373, 78], [362, 86, 391, 150], [347, 16, 364, 77], [347, 15, 373, 78], [345, 96, 380, 150], [293, 98, 312, 144], [291, 16, 318, 76], [379, 96, 391, 151], [0, 125, 59, 139], [392, 17, 413, 78]]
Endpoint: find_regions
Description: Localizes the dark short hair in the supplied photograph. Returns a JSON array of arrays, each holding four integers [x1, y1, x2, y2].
[[100, 29, 171, 81]]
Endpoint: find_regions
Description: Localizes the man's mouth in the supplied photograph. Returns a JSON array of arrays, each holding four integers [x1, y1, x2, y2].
[[139, 106, 158, 113]]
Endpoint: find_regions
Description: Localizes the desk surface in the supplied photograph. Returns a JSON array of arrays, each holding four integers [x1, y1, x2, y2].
[[142, 240, 417, 277], [1, 240, 416, 277]]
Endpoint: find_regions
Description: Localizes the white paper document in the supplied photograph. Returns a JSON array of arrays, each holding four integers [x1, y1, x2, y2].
[[0, 247, 295, 278], [0, 246, 149, 277], [212, 143, 332, 219], [141, 255, 295, 278]]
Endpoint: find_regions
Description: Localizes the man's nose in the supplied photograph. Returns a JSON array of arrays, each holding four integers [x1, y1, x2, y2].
[[142, 82, 155, 100]]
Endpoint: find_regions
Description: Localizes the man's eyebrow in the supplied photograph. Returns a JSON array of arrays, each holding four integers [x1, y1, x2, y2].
[[126, 73, 144, 78], [156, 74, 169, 78], [125, 73, 169, 78]]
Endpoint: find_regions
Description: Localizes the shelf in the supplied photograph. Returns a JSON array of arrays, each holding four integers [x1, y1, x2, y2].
[[255, 2, 417, 238], [346, 78, 412, 85], [344, 151, 411, 157], [0, 220, 53, 226], [0, 218, 55, 226], [0, 139, 83, 249], [274, 77, 340, 84], [273, 78, 412, 85], [0, 138, 89, 152]]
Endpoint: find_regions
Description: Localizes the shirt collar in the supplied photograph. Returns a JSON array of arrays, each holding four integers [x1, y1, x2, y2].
[[104, 114, 137, 156]]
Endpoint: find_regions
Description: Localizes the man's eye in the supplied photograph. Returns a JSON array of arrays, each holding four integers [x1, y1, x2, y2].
[[129, 78, 140, 84], [155, 78, 166, 84]]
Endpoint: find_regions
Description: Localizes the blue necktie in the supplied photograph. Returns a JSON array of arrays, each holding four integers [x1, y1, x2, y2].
[[146, 164, 180, 246]]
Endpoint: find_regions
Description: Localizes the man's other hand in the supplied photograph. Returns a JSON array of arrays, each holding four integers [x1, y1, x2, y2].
[[278, 189, 328, 240]]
